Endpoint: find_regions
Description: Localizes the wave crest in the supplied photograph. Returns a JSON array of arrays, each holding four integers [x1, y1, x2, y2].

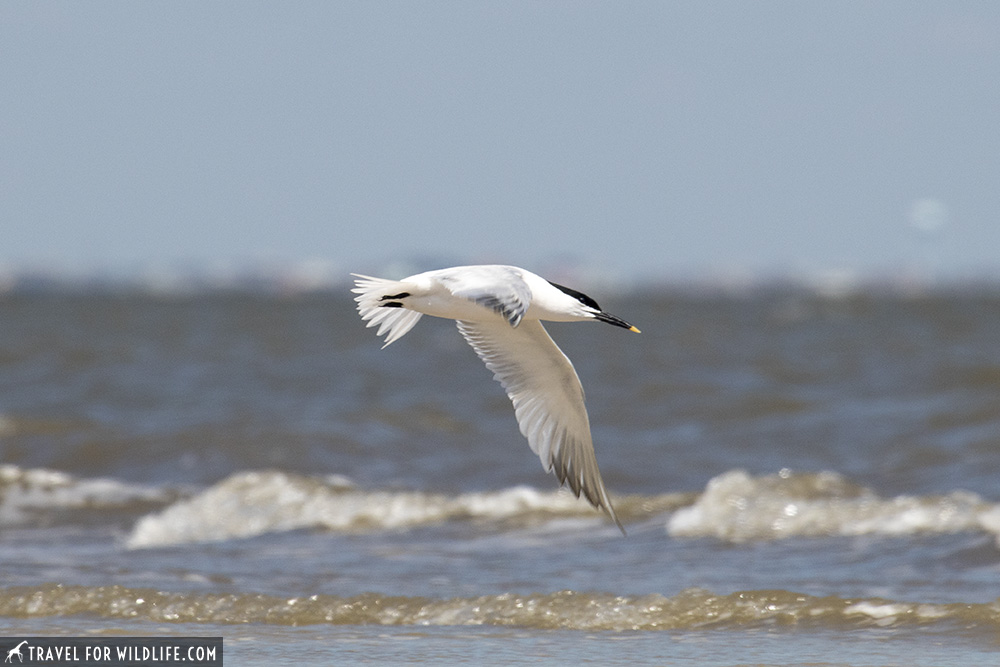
[[0, 465, 172, 526], [126, 470, 686, 548], [2, 584, 998, 632], [668, 469, 995, 542]]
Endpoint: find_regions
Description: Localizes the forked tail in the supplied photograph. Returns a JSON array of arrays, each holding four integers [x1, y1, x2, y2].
[[351, 274, 424, 347]]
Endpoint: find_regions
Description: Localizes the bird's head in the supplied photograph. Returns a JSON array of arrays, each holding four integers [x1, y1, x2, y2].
[[547, 281, 641, 333]]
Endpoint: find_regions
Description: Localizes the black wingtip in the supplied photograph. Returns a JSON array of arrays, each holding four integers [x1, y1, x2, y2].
[[607, 503, 626, 536], [593, 505, 626, 535]]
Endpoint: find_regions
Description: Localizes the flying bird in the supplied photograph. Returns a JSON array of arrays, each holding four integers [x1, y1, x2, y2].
[[352, 265, 639, 533]]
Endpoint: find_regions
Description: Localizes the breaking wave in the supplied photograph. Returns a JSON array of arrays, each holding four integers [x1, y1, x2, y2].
[[0, 464, 173, 526], [125, 467, 1000, 548], [4, 463, 998, 548], [125, 470, 687, 548], [667, 468, 1000, 543], [1, 584, 997, 632]]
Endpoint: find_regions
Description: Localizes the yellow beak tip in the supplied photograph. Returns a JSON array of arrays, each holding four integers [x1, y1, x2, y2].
[[629, 325, 641, 334]]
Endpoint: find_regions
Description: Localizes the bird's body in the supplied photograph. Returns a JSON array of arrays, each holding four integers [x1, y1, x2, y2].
[[352, 265, 639, 533]]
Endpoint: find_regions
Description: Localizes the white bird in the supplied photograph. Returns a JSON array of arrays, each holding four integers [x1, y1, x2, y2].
[[351, 265, 640, 533]]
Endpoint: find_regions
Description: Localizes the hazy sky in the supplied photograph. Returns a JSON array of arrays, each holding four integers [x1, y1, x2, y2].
[[2, 2, 999, 283]]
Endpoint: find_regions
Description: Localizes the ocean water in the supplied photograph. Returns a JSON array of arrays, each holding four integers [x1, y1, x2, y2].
[[1, 285, 999, 666]]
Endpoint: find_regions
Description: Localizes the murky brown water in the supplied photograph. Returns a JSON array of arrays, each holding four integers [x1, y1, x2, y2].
[[1, 287, 999, 665]]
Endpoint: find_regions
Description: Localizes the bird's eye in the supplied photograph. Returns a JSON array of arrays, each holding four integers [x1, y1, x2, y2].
[[547, 281, 602, 311]]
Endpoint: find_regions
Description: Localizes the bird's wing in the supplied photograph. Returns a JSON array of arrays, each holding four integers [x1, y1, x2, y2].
[[456, 318, 623, 532], [441, 266, 532, 327]]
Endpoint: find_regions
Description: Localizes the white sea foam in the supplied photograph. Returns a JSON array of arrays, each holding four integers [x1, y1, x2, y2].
[[4, 584, 996, 632], [125, 470, 606, 548], [0, 464, 172, 526], [126, 467, 1000, 548], [667, 469, 997, 543]]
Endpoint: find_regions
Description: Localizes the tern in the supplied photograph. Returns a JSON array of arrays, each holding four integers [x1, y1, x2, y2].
[[352, 265, 639, 533]]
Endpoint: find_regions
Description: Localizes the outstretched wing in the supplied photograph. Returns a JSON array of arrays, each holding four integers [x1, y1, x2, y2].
[[456, 318, 623, 532]]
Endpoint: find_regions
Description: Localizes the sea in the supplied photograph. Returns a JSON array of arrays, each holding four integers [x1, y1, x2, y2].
[[1, 279, 998, 666]]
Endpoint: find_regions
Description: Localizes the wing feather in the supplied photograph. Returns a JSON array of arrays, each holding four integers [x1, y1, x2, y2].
[[456, 319, 623, 532], [442, 266, 532, 327]]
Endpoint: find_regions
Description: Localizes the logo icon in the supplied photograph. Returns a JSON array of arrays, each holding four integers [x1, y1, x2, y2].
[[4, 641, 28, 663]]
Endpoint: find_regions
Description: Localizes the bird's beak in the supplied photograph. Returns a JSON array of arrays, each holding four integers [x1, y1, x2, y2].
[[595, 311, 641, 333]]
